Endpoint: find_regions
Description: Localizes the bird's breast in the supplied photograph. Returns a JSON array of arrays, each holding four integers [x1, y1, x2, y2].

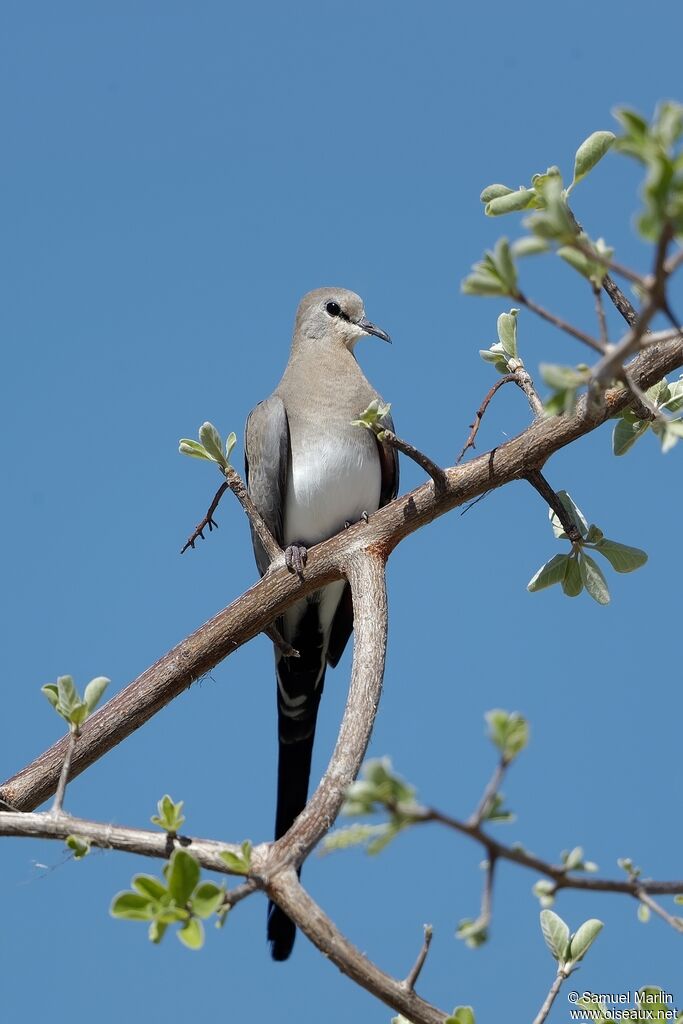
[[284, 429, 380, 546]]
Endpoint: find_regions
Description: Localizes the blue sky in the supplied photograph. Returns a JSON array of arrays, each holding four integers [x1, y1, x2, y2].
[[2, 2, 681, 1022]]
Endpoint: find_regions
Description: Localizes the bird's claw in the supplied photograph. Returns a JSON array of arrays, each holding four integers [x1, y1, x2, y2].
[[285, 543, 308, 575], [361, 510, 369, 523]]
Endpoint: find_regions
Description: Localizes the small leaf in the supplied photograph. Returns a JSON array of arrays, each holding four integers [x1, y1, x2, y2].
[[65, 834, 90, 859], [177, 917, 204, 950], [225, 431, 237, 463], [568, 918, 603, 962], [540, 909, 570, 962], [497, 309, 519, 358], [192, 882, 225, 919], [456, 917, 488, 948], [110, 891, 155, 921], [485, 188, 536, 216], [57, 675, 80, 714], [579, 552, 610, 605], [594, 540, 647, 573], [198, 422, 227, 466], [166, 850, 200, 905], [561, 555, 583, 597], [550, 491, 589, 539], [571, 131, 615, 189], [41, 684, 60, 710], [480, 184, 513, 203], [637, 902, 651, 923], [132, 875, 167, 900], [612, 416, 650, 456], [148, 919, 169, 944], [527, 554, 570, 592], [179, 439, 211, 460], [511, 237, 550, 257], [446, 1008, 476, 1024], [83, 676, 110, 713]]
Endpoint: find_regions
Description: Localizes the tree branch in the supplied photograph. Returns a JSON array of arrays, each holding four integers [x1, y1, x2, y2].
[[403, 924, 434, 992], [51, 730, 78, 815], [268, 870, 447, 1024], [181, 481, 229, 553], [377, 429, 447, 491], [532, 968, 572, 1024], [2, 330, 682, 814]]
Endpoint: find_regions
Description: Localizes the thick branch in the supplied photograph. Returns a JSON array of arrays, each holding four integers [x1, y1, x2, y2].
[[268, 549, 388, 871], [269, 870, 447, 1024], [3, 331, 683, 813]]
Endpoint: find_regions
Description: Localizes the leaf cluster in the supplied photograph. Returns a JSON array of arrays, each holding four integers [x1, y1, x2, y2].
[[527, 492, 647, 605], [42, 675, 109, 733]]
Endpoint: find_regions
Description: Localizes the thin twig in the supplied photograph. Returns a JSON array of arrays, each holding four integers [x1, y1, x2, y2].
[[635, 889, 683, 933], [51, 731, 78, 815], [532, 968, 572, 1024], [664, 247, 683, 276], [592, 223, 674, 389], [525, 470, 582, 543], [181, 482, 228, 553], [224, 465, 283, 564], [517, 293, 606, 354], [456, 374, 517, 463], [602, 273, 639, 327], [469, 756, 509, 828], [402, 924, 433, 992], [378, 429, 447, 491], [593, 285, 609, 348], [264, 624, 299, 659]]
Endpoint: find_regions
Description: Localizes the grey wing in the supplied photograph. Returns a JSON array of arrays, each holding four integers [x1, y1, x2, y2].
[[327, 404, 399, 668], [244, 396, 290, 577]]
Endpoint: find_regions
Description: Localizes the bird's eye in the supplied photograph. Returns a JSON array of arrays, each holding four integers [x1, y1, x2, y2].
[[326, 301, 341, 317]]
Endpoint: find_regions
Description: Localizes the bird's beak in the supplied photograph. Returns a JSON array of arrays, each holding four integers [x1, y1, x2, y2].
[[356, 315, 391, 343]]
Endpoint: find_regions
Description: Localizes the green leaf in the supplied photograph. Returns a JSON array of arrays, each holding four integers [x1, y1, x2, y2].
[[41, 684, 59, 710], [527, 554, 570, 592], [479, 342, 510, 375], [568, 918, 603, 962], [657, 418, 683, 453], [178, 439, 212, 460], [540, 363, 590, 391], [166, 850, 200, 905], [111, 891, 155, 921], [579, 552, 610, 605], [485, 188, 536, 216], [351, 399, 392, 430], [65, 834, 91, 859], [198, 422, 227, 466], [540, 909, 570, 962], [594, 540, 647, 573], [561, 555, 583, 597], [132, 875, 167, 900], [497, 309, 519, 358], [192, 882, 225, 919], [511, 237, 550, 257], [225, 431, 237, 463], [57, 675, 80, 714], [148, 919, 169, 944], [456, 917, 488, 948], [446, 1008, 476, 1024], [485, 710, 529, 761], [480, 184, 513, 203], [83, 676, 109, 713], [151, 794, 185, 832], [177, 917, 204, 950], [533, 880, 556, 908], [637, 902, 651, 923], [219, 841, 252, 875], [570, 131, 615, 190], [613, 416, 650, 455]]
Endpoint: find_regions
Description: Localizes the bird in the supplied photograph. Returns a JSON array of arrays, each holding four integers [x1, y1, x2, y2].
[[244, 287, 398, 960]]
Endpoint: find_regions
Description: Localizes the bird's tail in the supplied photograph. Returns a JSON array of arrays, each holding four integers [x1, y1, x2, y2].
[[267, 604, 326, 961]]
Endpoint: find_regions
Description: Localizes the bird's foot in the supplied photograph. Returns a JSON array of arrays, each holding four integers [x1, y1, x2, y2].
[[284, 543, 308, 575], [361, 510, 369, 523]]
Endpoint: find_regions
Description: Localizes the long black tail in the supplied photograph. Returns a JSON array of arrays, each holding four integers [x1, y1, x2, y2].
[[267, 603, 326, 961]]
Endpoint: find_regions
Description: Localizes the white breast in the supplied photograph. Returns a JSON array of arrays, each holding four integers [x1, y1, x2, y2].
[[284, 432, 380, 546]]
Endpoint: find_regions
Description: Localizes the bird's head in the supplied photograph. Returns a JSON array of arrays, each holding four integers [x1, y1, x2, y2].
[[293, 287, 391, 351]]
